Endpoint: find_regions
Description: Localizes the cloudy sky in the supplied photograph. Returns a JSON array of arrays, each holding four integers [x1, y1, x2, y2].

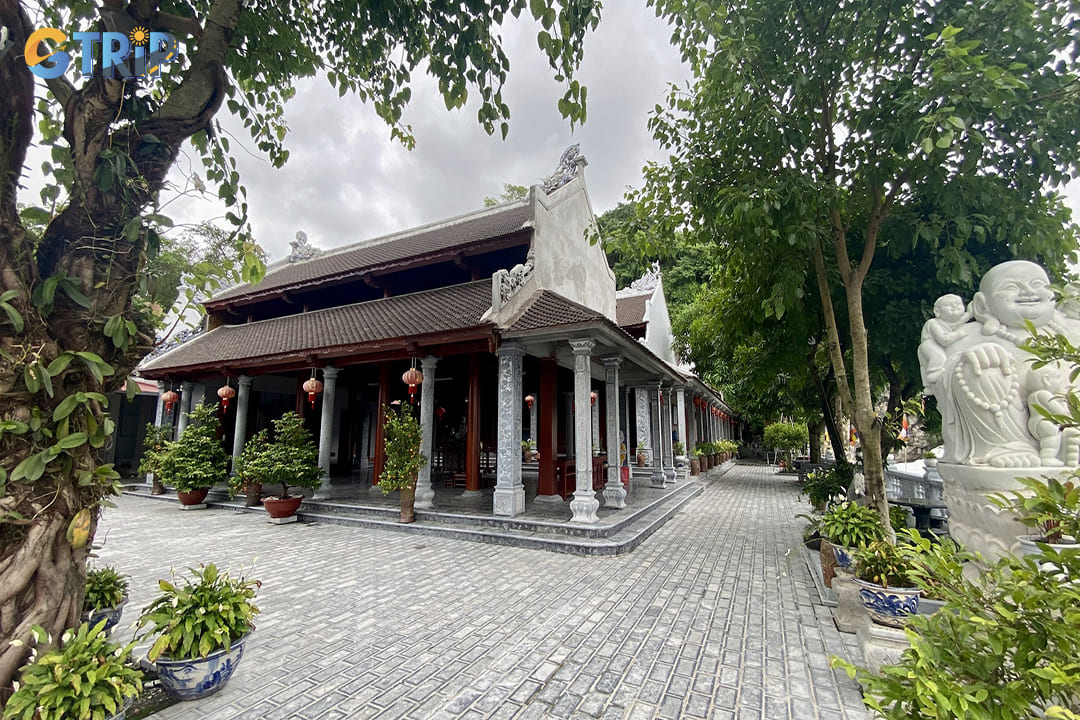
[[160, 4, 690, 262]]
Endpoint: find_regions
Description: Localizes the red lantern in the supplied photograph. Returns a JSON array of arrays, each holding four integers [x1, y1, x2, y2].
[[525, 394, 535, 409], [436, 406, 446, 419], [217, 382, 236, 412], [402, 366, 424, 404], [590, 390, 598, 406], [161, 390, 179, 413], [303, 376, 323, 408]]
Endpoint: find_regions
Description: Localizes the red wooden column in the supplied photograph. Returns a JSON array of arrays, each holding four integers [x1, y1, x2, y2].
[[465, 354, 482, 491], [373, 364, 389, 485], [538, 357, 558, 497]]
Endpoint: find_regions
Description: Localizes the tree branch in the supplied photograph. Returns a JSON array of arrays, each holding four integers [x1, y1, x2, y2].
[[812, 238, 854, 417]]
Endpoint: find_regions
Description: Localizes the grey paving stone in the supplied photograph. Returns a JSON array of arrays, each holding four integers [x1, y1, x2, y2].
[[100, 464, 869, 720]]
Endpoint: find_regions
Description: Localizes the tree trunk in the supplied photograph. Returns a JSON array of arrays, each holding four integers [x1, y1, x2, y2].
[[808, 417, 824, 463]]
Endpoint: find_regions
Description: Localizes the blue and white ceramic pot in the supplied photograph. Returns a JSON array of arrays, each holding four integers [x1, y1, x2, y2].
[[855, 579, 921, 627], [154, 633, 249, 700], [84, 597, 128, 636], [831, 544, 855, 570]]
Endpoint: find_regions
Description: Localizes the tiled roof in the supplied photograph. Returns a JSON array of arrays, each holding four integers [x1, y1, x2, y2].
[[209, 202, 532, 305], [615, 292, 649, 327], [508, 291, 605, 332], [142, 281, 493, 375]]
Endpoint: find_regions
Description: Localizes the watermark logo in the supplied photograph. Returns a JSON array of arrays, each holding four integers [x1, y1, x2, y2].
[[25, 26, 178, 80]]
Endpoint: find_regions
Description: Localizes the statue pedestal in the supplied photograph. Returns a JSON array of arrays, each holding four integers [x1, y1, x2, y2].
[[937, 463, 1070, 561]]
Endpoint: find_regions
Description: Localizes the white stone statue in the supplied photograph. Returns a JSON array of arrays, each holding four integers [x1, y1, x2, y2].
[[920, 260, 1079, 558]]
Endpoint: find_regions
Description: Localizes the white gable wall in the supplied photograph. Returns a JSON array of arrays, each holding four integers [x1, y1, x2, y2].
[[643, 281, 678, 365], [529, 172, 617, 323]]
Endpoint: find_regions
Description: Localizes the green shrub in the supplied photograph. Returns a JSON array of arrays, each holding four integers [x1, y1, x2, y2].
[[137, 423, 172, 478], [820, 501, 885, 549], [802, 466, 851, 508], [158, 403, 229, 492], [233, 412, 322, 499], [990, 475, 1080, 543], [855, 540, 916, 588], [83, 565, 128, 612], [137, 563, 260, 662], [835, 541, 1080, 719], [379, 405, 427, 493], [3, 622, 143, 720]]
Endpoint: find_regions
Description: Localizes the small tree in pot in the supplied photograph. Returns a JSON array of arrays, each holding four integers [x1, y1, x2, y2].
[[248, 413, 322, 521], [380, 405, 427, 523], [138, 423, 172, 495], [158, 403, 229, 506], [229, 429, 271, 507]]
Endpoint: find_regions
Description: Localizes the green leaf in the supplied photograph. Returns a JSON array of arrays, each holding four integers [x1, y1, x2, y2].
[[55, 432, 88, 450]]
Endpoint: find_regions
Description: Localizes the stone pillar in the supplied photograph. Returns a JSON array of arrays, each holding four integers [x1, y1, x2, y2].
[[315, 367, 339, 498], [675, 388, 686, 451], [176, 381, 194, 436], [416, 356, 439, 509], [602, 357, 626, 509], [528, 398, 538, 444], [661, 386, 676, 484], [591, 394, 600, 455], [494, 343, 526, 516], [569, 339, 599, 523], [635, 387, 653, 464], [230, 375, 253, 473], [650, 383, 666, 488]]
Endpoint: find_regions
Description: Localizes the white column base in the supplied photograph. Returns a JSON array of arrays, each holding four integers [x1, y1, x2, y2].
[[650, 471, 667, 489], [493, 487, 526, 516], [312, 484, 333, 500], [460, 489, 484, 499], [570, 493, 599, 523], [534, 494, 564, 504], [414, 486, 435, 509], [603, 484, 627, 509]]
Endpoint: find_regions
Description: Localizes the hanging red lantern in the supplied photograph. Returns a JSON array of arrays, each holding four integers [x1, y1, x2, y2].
[[590, 390, 598, 406], [303, 373, 323, 409], [525, 394, 535, 409], [161, 389, 179, 413], [402, 365, 424, 404], [217, 382, 236, 412], [436, 406, 446, 419]]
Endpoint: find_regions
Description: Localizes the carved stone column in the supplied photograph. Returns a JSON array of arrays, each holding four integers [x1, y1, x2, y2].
[[494, 343, 526, 517], [415, 356, 439, 509], [569, 339, 599, 523], [230, 375, 253, 473], [675, 388, 687, 450], [176, 381, 194, 436], [602, 356, 626, 508], [591, 394, 600, 456], [528, 397, 538, 443], [650, 383, 666, 488], [661, 386, 676, 484], [315, 366, 339, 498], [635, 387, 653, 464]]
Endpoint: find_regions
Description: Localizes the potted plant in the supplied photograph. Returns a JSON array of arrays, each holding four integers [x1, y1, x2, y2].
[[252, 412, 323, 521], [990, 474, 1079, 556], [137, 563, 260, 701], [820, 500, 885, 578], [158, 402, 229, 507], [801, 466, 850, 512], [521, 439, 536, 463], [853, 539, 922, 627], [138, 423, 172, 495], [229, 428, 271, 508], [379, 405, 427, 523], [922, 449, 938, 468], [5, 621, 143, 720], [636, 446, 649, 467], [82, 564, 130, 636]]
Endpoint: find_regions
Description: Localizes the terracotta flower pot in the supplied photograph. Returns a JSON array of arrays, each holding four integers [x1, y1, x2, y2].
[[262, 495, 302, 519], [243, 482, 262, 507], [177, 488, 209, 506], [399, 481, 416, 524], [689, 458, 700, 476]]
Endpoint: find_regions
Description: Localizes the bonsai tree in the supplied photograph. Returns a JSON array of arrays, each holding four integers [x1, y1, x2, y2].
[[4, 622, 143, 720], [380, 406, 428, 523], [257, 412, 322, 500], [763, 422, 809, 467], [229, 428, 271, 503], [138, 423, 173, 494], [158, 403, 229, 493]]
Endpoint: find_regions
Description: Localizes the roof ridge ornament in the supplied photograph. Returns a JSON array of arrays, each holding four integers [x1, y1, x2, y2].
[[628, 261, 662, 292], [540, 144, 585, 194], [289, 230, 321, 263], [491, 249, 536, 311]]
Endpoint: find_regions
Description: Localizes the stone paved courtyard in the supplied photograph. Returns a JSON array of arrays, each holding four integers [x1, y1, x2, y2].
[[98, 463, 868, 719]]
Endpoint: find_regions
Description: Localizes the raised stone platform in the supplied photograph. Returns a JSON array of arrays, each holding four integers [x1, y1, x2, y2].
[[125, 462, 735, 555]]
